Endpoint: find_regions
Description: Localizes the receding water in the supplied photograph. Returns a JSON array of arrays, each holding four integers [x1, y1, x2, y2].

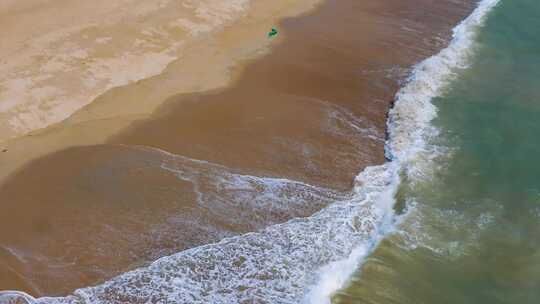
[[335, 0, 540, 303]]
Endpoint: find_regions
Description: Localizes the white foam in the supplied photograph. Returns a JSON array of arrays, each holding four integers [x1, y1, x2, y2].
[[0, 1, 500, 303], [150, 145, 345, 230], [305, 0, 501, 301], [0, 291, 36, 304], [387, 0, 501, 165], [395, 199, 502, 258], [39, 164, 396, 304], [305, 164, 399, 304]]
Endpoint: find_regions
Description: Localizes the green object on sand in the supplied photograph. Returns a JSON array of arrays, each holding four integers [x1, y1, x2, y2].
[[268, 27, 278, 38]]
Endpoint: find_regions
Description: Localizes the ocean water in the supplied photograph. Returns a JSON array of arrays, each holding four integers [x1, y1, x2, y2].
[[334, 0, 540, 303]]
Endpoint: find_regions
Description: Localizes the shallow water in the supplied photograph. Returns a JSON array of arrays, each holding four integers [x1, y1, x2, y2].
[[335, 0, 540, 303]]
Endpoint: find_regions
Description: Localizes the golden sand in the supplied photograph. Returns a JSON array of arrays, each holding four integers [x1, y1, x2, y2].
[[0, 0, 321, 182]]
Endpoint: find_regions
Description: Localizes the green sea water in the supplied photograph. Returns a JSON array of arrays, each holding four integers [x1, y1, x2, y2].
[[334, 0, 540, 303]]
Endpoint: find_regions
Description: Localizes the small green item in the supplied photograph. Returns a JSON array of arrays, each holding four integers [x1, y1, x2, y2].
[[268, 27, 278, 38]]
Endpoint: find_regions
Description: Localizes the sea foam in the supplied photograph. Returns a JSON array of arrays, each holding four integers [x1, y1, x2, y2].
[[309, 0, 501, 301], [0, 0, 499, 303]]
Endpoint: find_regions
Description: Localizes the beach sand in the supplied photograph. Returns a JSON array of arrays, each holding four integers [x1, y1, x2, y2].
[[0, 0, 474, 297], [0, 0, 321, 141], [0, 0, 321, 183]]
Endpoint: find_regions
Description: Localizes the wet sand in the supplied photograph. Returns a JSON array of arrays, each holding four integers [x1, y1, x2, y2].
[[0, 0, 474, 298]]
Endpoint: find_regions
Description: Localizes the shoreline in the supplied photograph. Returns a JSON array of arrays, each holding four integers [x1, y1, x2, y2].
[[0, 0, 476, 299], [325, 0, 502, 301], [333, 0, 504, 302]]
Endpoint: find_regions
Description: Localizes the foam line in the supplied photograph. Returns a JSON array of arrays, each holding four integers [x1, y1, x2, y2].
[[308, 0, 501, 302]]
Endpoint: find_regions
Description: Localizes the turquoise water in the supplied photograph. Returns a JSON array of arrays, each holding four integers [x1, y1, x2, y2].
[[335, 0, 540, 303]]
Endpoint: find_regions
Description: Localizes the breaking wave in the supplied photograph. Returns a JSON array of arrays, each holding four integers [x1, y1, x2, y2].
[[0, 0, 499, 303]]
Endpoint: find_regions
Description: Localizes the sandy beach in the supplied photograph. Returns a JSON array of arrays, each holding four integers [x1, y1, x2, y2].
[[0, 0, 474, 299], [0, 0, 323, 141], [0, 0, 322, 184]]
